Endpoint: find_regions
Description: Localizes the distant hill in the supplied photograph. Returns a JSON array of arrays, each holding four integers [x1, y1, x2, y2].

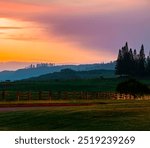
[[0, 62, 115, 81], [25, 69, 115, 81]]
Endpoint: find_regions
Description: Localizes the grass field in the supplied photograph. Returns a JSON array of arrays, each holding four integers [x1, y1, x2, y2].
[[0, 78, 120, 92], [0, 78, 150, 131], [0, 100, 150, 131], [0, 78, 150, 92]]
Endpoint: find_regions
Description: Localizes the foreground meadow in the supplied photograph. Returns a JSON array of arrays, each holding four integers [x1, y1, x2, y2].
[[0, 100, 150, 131]]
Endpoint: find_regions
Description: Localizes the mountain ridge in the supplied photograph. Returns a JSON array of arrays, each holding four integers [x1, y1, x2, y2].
[[0, 62, 115, 81]]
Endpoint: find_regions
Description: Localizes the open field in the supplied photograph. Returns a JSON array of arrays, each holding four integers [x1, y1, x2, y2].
[[0, 78, 120, 92], [0, 78, 150, 92], [0, 78, 150, 131], [0, 100, 150, 131]]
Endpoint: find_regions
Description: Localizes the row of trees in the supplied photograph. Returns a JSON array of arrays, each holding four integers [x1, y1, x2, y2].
[[115, 42, 150, 77], [26, 63, 55, 69]]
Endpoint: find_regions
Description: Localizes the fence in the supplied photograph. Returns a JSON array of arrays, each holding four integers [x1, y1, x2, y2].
[[0, 91, 150, 101]]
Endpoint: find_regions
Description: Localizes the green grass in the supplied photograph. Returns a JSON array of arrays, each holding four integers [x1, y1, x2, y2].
[[1, 78, 150, 92], [0, 78, 150, 131], [0, 78, 123, 92], [0, 100, 150, 131]]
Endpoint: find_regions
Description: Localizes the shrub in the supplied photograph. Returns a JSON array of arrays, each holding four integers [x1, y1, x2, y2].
[[116, 79, 150, 96]]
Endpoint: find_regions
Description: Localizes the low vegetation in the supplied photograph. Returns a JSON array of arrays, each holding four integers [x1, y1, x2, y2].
[[116, 79, 150, 96], [0, 100, 150, 131]]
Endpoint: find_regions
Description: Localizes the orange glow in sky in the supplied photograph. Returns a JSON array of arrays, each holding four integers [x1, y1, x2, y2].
[[0, 17, 115, 64], [0, 0, 149, 67]]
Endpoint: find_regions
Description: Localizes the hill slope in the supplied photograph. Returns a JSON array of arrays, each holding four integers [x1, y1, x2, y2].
[[0, 62, 115, 81], [26, 69, 115, 81]]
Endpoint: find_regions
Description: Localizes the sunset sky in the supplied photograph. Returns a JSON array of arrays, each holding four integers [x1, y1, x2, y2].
[[0, 0, 150, 70]]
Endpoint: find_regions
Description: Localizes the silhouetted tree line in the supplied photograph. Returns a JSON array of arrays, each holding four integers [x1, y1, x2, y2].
[[26, 63, 55, 69], [115, 42, 150, 77]]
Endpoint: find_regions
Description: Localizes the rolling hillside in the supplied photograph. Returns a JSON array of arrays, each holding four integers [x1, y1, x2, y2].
[[0, 62, 115, 81], [26, 69, 115, 81]]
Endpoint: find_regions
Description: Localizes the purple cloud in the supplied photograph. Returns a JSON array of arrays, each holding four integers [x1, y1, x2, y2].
[[1, 0, 150, 56], [32, 9, 150, 55]]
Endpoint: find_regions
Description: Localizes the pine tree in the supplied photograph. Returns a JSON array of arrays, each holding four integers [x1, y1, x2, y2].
[[115, 42, 134, 76], [133, 49, 138, 75], [115, 49, 123, 75], [146, 52, 150, 76], [115, 43, 148, 77], [121, 42, 133, 75], [128, 48, 135, 75], [138, 44, 146, 76], [121, 42, 129, 55]]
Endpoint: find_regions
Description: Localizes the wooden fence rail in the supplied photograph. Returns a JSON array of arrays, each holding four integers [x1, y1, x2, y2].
[[0, 91, 150, 101]]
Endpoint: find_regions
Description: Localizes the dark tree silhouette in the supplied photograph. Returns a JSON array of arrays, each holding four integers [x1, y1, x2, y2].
[[146, 53, 150, 75], [121, 43, 130, 75], [115, 49, 123, 75], [138, 44, 146, 76], [116, 42, 135, 76], [115, 43, 149, 77], [128, 48, 135, 75], [133, 49, 138, 75], [116, 79, 150, 97]]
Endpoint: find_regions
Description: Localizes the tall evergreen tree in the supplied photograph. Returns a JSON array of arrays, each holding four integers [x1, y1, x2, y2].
[[128, 48, 135, 75], [121, 42, 133, 75], [115, 43, 148, 77], [121, 42, 129, 55], [138, 44, 146, 76], [146, 52, 150, 76], [133, 49, 139, 75], [115, 49, 123, 75]]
